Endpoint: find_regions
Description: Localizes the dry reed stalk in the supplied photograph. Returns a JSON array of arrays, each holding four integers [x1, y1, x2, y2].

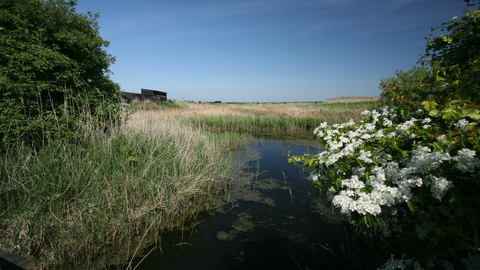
[[123, 110, 196, 136], [156, 102, 364, 120]]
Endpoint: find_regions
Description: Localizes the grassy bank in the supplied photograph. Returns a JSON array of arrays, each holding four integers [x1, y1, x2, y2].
[[0, 110, 245, 269]]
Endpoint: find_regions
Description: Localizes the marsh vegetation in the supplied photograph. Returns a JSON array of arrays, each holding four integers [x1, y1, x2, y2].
[[0, 100, 376, 269], [168, 101, 380, 132]]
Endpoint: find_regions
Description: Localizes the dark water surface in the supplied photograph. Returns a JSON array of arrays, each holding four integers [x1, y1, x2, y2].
[[110, 133, 355, 270]]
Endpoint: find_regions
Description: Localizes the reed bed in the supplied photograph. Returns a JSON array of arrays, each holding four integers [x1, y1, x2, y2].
[[324, 96, 380, 103], [0, 111, 244, 269], [162, 101, 380, 132]]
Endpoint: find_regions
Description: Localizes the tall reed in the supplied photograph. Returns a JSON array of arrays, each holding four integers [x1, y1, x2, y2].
[[0, 110, 243, 269], [172, 101, 381, 132]]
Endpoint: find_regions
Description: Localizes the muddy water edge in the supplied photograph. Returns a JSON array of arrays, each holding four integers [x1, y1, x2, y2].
[[106, 132, 356, 270]]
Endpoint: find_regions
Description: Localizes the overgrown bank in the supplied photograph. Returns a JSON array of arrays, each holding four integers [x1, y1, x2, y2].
[[0, 110, 245, 269]]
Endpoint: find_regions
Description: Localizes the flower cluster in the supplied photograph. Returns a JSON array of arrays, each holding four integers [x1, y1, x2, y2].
[[294, 105, 480, 268], [378, 252, 480, 270], [454, 118, 477, 132], [377, 254, 422, 270], [310, 107, 480, 218]]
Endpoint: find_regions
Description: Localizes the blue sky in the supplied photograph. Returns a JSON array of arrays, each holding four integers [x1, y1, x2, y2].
[[75, 0, 468, 102]]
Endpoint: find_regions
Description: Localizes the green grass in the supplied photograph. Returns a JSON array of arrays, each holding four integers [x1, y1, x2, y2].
[[183, 114, 324, 131], [0, 114, 245, 269]]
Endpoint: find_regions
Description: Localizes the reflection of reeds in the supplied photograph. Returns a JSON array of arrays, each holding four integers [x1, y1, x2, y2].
[[0, 111, 243, 269]]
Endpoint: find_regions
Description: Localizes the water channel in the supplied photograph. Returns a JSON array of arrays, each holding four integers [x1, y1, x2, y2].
[[108, 132, 356, 270]]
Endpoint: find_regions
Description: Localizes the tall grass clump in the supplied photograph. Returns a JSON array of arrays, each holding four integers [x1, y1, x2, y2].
[[0, 110, 242, 269], [185, 114, 323, 132]]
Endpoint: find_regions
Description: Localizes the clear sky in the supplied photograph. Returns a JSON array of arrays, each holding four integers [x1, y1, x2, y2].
[[74, 0, 468, 102]]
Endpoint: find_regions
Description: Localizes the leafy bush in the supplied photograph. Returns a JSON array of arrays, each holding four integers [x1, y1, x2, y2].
[[291, 2, 480, 269], [0, 0, 121, 148]]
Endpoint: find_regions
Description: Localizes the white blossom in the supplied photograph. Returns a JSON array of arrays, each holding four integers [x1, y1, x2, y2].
[[453, 148, 480, 173], [454, 118, 474, 131], [378, 255, 420, 270], [461, 252, 480, 270], [440, 83, 451, 91], [305, 105, 479, 267], [358, 149, 373, 163]]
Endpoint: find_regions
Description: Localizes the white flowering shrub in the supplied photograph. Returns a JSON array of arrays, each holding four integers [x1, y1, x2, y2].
[[292, 105, 480, 221], [289, 105, 480, 268], [290, 3, 480, 269]]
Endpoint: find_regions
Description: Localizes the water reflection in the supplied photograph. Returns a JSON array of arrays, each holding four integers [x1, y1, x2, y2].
[[110, 133, 354, 270]]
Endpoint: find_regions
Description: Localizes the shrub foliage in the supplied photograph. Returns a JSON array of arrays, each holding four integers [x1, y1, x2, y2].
[[0, 0, 121, 148], [291, 2, 480, 269]]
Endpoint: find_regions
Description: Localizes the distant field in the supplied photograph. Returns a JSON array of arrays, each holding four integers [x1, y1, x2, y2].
[[164, 101, 378, 118], [124, 99, 381, 132], [324, 96, 380, 103], [156, 100, 381, 132]]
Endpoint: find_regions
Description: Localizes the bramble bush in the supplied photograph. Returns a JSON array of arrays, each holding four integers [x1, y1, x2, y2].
[[290, 2, 480, 269]]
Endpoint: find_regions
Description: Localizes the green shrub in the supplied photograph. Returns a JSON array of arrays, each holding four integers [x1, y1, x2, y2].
[[292, 2, 480, 268], [0, 0, 121, 149]]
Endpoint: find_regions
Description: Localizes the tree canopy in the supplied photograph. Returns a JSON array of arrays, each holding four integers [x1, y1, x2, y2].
[[0, 0, 121, 148]]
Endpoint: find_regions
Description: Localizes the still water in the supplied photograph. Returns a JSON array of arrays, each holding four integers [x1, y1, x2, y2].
[[111, 133, 354, 270]]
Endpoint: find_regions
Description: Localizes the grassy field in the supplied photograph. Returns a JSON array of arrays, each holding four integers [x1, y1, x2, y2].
[[0, 99, 380, 269], [167, 101, 381, 132], [324, 96, 380, 103]]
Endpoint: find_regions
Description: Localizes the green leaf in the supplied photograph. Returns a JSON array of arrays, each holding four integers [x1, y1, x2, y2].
[[441, 34, 453, 44], [304, 159, 315, 167], [360, 185, 373, 193], [407, 202, 418, 214], [335, 178, 343, 185], [428, 108, 441, 117], [432, 141, 445, 152], [462, 108, 480, 122], [441, 107, 462, 124], [451, 80, 461, 88], [363, 215, 374, 227], [422, 101, 438, 112]]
